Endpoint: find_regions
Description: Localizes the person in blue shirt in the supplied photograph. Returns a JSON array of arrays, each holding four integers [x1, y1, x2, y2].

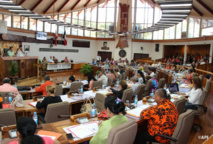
[[92, 59, 97, 65]]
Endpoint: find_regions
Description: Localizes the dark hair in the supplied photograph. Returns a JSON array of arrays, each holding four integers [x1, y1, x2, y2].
[[156, 88, 170, 100], [188, 69, 193, 73], [44, 75, 50, 81], [192, 76, 202, 90], [69, 75, 75, 82], [19, 45, 22, 47], [21, 135, 44, 144], [17, 117, 37, 139], [88, 73, 96, 83], [9, 46, 13, 50], [104, 96, 126, 115], [148, 67, 153, 72], [137, 70, 146, 83], [119, 80, 127, 90], [3, 77, 11, 84]]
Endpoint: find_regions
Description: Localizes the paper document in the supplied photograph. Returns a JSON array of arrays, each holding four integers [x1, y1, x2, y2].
[[126, 105, 151, 118], [37, 130, 62, 140], [28, 102, 37, 107]]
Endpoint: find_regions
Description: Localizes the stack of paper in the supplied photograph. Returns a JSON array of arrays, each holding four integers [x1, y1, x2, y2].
[[126, 105, 151, 118], [28, 102, 37, 107], [37, 130, 62, 140]]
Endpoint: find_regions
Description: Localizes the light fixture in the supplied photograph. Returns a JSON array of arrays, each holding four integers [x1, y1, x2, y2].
[[160, 4, 192, 7], [162, 10, 191, 13]]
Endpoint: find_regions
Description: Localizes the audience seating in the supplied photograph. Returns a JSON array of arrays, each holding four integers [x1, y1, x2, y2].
[[95, 93, 107, 113], [0, 92, 11, 97], [0, 108, 16, 125], [143, 79, 152, 96], [150, 110, 195, 144], [108, 78, 114, 86], [122, 72, 126, 80], [92, 81, 103, 89], [199, 75, 203, 84], [135, 84, 146, 100], [157, 78, 165, 89], [155, 71, 159, 80], [106, 119, 137, 144], [205, 79, 211, 93], [174, 98, 187, 115], [69, 82, 83, 93], [122, 88, 133, 103], [118, 74, 122, 81], [40, 102, 70, 123], [54, 85, 63, 96]]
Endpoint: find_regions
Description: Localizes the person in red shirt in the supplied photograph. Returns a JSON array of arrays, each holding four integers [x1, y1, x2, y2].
[[135, 88, 178, 144], [35, 75, 55, 96]]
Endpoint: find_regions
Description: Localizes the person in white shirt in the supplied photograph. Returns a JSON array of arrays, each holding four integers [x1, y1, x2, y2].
[[97, 54, 102, 63], [97, 71, 108, 86], [16, 45, 25, 57], [177, 76, 202, 110], [137, 70, 146, 84], [131, 77, 140, 95], [148, 67, 155, 77], [48, 56, 54, 63]]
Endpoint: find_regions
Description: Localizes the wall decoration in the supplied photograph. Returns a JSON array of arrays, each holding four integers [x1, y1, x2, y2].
[[101, 41, 109, 50], [24, 45, 30, 54], [119, 49, 127, 58]]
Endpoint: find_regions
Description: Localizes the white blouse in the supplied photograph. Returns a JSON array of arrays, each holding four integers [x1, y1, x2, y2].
[[186, 88, 202, 104], [138, 77, 144, 84]]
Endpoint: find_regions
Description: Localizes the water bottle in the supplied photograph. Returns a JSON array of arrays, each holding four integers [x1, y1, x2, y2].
[[134, 95, 138, 107], [102, 84, 105, 89], [91, 103, 96, 117], [8, 92, 13, 104], [116, 79, 119, 85], [150, 89, 154, 98], [126, 76, 129, 81], [164, 84, 167, 90], [79, 78, 81, 82], [33, 112, 38, 125], [63, 78, 66, 84], [96, 74, 98, 79], [14, 82, 17, 88], [81, 85, 83, 93]]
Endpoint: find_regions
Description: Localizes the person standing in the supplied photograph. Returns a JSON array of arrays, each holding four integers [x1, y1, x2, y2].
[[97, 54, 102, 63], [16, 45, 25, 57]]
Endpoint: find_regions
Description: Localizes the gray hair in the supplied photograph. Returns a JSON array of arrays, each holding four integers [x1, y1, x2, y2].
[[132, 76, 139, 82], [156, 88, 168, 99]]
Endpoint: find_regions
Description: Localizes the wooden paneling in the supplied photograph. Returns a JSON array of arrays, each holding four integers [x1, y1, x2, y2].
[[164, 45, 185, 58], [134, 53, 149, 61], [187, 44, 210, 57], [98, 51, 112, 62]]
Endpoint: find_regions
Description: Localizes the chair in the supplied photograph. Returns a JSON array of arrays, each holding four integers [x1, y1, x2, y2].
[[173, 98, 187, 115], [54, 85, 63, 96], [106, 119, 137, 144], [135, 84, 146, 100], [150, 110, 195, 144], [157, 78, 165, 89], [199, 75, 203, 84], [92, 81, 103, 89], [155, 71, 159, 80], [43, 102, 70, 123], [95, 93, 107, 113], [204, 79, 211, 93], [143, 79, 152, 96], [108, 78, 114, 86], [118, 74, 122, 81], [122, 88, 133, 103], [69, 82, 83, 93], [0, 108, 16, 125], [122, 72, 126, 80]]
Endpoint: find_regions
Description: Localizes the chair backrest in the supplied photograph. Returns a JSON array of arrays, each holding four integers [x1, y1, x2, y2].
[[196, 88, 208, 115], [118, 74, 122, 81], [122, 88, 133, 102], [69, 82, 83, 92], [144, 79, 152, 93], [205, 79, 211, 93], [92, 81, 102, 89], [173, 98, 187, 115], [122, 72, 126, 80], [54, 85, 63, 96], [0, 92, 11, 97], [155, 71, 159, 79], [95, 93, 107, 113], [157, 78, 165, 89], [171, 110, 195, 144], [45, 102, 70, 123], [0, 108, 16, 125], [135, 84, 146, 100], [199, 75, 203, 84], [106, 119, 137, 144], [108, 78, 114, 86]]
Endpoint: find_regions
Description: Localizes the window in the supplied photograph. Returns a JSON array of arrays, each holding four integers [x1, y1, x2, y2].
[[37, 20, 43, 31], [44, 22, 51, 32], [176, 22, 181, 39], [21, 16, 28, 29], [4, 15, 11, 27], [0, 14, 2, 20], [188, 17, 200, 38], [29, 18, 36, 31], [58, 26, 64, 34], [51, 24, 57, 33], [13, 16, 20, 28], [153, 30, 163, 40]]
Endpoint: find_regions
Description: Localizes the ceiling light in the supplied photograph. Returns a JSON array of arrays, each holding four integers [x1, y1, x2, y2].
[[163, 10, 191, 13], [162, 14, 188, 17], [160, 4, 192, 7]]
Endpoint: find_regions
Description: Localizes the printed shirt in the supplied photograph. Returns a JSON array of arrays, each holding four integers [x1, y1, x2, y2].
[[151, 78, 158, 91], [141, 99, 179, 143]]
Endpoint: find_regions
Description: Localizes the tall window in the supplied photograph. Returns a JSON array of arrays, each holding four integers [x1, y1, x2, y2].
[[4, 15, 11, 27], [201, 19, 213, 36], [29, 18, 36, 31], [21, 16, 28, 29], [188, 17, 200, 38], [37, 20, 43, 31], [13, 16, 20, 28]]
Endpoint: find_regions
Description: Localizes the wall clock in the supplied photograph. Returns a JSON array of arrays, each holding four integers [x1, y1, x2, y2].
[[119, 50, 126, 58]]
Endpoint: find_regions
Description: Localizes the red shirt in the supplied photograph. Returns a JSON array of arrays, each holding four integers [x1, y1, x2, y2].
[[35, 81, 55, 96]]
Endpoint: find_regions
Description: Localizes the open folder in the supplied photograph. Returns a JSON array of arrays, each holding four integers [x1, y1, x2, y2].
[[126, 105, 151, 118]]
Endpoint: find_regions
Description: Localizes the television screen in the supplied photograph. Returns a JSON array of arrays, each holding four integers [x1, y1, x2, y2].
[[36, 32, 47, 40]]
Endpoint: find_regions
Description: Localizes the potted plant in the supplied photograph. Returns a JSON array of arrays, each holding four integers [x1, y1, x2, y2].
[[8, 61, 19, 84], [80, 64, 93, 76]]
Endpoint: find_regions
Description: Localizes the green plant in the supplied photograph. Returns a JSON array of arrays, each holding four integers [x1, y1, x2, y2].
[[8, 61, 18, 77], [80, 64, 93, 75], [96, 70, 100, 75]]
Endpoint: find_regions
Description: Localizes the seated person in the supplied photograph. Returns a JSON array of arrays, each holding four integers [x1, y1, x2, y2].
[[42, 57, 48, 64], [178, 66, 186, 74], [97, 71, 108, 86], [151, 75, 158, 92], [177, 76, 202, 110], [7, 46, 15, 57], [130, 60, 135, 66], [88, 73, 97, 90], [148, 67, 155, 77], [64, 75, 75, 86], [108, 80, 127, 99], [8, 117, 54, 144], [184, 69, 194, 82], [0, 77, 18, 93], [137, 70, 146, 84], [120, 66, 125, 74], [135, 89, 178, 144], [53, 56, 58, 63], [90, 96, 127, 144], [131, 76, 140, 95], [36, 85, 62, 117], [171, 65, 178, 73], [48, 56, 54, 63], [16, 45, 25, 57], [35, 76, 55, 96], [107, 69, 116, 81], [92, 59, 97, 65], [105, 58, 110, 63], [64, 56, 69, 62]]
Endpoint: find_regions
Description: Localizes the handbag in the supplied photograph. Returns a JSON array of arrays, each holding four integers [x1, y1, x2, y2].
[[11, 93, 24, 107], [80, 97, 94, 113]]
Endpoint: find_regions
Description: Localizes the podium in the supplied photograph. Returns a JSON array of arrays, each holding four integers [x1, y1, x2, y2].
[[0, 56, 38, 83]]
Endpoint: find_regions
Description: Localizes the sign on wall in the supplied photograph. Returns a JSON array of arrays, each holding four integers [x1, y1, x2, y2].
[[101, 41, 109, 50], [0, 20, 7, 34]]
